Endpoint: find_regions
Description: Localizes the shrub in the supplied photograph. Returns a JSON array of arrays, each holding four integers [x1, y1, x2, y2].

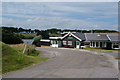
[[32, 35, 42, 46], [2, 29, 23, 44]]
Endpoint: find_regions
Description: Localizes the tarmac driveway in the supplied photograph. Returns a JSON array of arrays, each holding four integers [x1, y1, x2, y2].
[[3, 47, 118, 78]]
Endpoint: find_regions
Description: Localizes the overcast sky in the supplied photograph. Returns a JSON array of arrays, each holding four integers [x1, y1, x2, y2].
[[1, 2, 118, 30]]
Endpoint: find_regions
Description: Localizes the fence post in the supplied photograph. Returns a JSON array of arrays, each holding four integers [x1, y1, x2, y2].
[[23, 44, 27, 54]]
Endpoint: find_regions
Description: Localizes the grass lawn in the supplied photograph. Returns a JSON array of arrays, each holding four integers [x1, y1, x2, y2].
[[115, 57, 120, 59], [84, 48, 119, 53], [2, 42, 48, 74]]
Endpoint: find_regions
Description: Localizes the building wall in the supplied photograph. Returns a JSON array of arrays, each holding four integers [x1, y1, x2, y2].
[[50, 39, 62, 48], [40, 41, 50, 46], [111, 42, 120, 49], [62, 35, 81, 48], [90, 41, 108, 49]]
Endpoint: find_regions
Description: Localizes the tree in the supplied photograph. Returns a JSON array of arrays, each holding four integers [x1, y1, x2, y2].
[[32, 35, 42, 46], [18, 28, 24, 32], [2, 29, 23, 44], [37, 31, 49, 39]]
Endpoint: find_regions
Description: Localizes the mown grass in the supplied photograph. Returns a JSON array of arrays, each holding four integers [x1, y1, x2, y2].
[[115, 57, 120, 59], [84, 48, 119, 53], [2, 42, 48, 74]]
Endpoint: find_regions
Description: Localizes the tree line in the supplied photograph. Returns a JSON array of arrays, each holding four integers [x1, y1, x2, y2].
[[2, 26, 118, 34], [1, 26, 118, 45], [1, 26, 118, 38]]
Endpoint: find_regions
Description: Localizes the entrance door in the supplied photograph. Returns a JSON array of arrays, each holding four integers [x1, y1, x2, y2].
[[106, 42, 112, 49], [76, 41, 80, 48]]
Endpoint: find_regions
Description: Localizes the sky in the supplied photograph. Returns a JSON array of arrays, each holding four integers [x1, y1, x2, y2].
[[1, 2, 118, 30]]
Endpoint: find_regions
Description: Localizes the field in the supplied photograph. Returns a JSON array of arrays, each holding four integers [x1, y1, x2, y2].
[[2, 42, 48, 74], [18, 33, 36, 39]]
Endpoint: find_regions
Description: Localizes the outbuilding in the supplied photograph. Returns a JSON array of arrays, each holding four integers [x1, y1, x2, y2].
[[40, 39, 50, 46]]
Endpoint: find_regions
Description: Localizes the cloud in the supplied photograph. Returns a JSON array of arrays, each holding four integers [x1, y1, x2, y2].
[[1, 2, 118, 31], [2, 16, 117, 30]]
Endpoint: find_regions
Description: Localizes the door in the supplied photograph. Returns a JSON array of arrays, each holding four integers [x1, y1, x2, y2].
[[76, 41, 80, 48], [106, 42, 112, 49]]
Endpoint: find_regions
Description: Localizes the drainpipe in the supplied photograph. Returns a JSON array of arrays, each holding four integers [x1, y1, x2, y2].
[[112, 43, 113, 49]]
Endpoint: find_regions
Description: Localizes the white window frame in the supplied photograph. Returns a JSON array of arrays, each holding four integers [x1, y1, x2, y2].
[[63, 41, 67, 45], [68, 41, 72, 45], [51, 40, 53, 44], [103, 42, 106, 47], [96, 42, 99, 47]]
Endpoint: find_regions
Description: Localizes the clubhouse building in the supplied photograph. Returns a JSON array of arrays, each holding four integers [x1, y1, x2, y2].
[[40, 32, 120, 49]]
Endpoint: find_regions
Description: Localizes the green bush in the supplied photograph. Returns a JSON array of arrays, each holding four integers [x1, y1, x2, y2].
[[18, 33, 36, 39], [28, 49, 40, 56], [2, 29, 23, 44], [32, 35, 42, 46]]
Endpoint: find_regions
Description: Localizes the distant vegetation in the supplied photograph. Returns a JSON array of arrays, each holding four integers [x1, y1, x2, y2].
[[32, 35, 42, 47], [2, 28, 23, 44], [1, 27, 118, 40], [2, 42, 48, 73], [17, 33, 36, 39]]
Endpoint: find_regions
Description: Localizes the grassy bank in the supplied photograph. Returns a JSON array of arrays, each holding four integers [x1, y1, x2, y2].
[[84, 48, 119, 53], [2, 42, 48, 74], [10, 44, 39, 56]]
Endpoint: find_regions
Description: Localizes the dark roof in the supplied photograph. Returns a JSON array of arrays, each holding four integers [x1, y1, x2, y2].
[[85, 33, 109, 41], [108, 36, 119, 42], [62, 32, 119, 42], [98, 33, 119, 42], [106, 33, 120, 42], [99, 33, 118, 36], [72, 33, 86, 41]]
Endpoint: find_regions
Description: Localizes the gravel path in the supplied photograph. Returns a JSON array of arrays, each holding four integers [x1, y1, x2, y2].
[[3, 47, 118, 78]]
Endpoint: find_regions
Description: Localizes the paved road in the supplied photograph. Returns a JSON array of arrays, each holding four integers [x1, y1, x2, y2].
[[3, 47, 118, 78]]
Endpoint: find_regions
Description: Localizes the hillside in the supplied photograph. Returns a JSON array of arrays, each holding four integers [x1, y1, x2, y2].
[[2, 42, 48, 74]]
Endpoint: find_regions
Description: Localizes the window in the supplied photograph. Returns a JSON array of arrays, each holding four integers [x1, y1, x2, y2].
[[51, 40, 53, 44], [53, 40, 57, 44], [96, 42, 99, 47], [100, 42, 102, 47], [63, 41, 67, 45], [90, 42, 92, 46], [93, 42, 95, 47], [103, 42, 106, 47], [113, 43, 119, 48], [113, 45, 119, 48], [68, 41, 72, 45], [113, 43, 119, 45], [85, 43, 89, 45]]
